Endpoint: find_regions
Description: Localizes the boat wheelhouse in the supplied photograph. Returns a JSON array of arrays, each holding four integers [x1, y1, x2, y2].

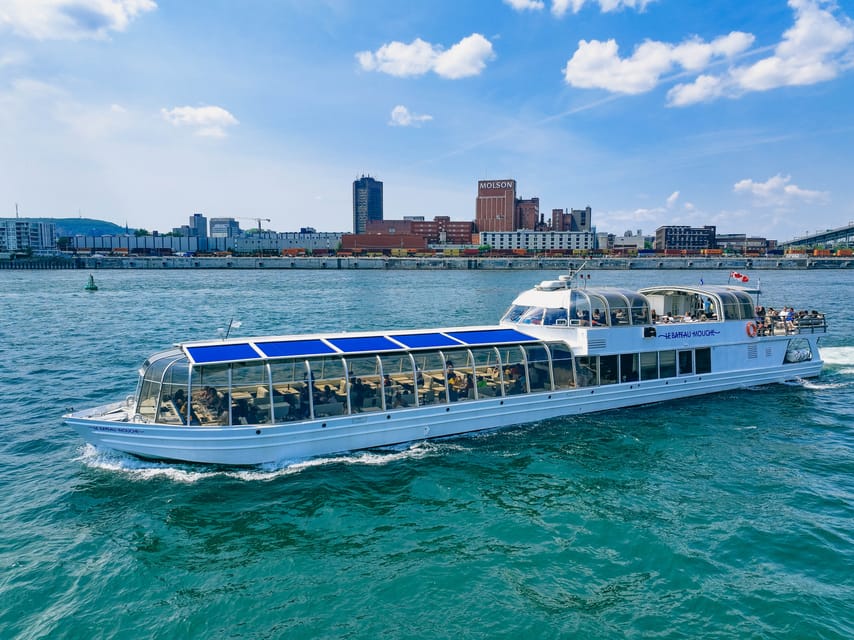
[[65, 275, 827, 465]]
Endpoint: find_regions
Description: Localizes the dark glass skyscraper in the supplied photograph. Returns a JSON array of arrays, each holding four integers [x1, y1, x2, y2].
[[353, 175, 383, 234]]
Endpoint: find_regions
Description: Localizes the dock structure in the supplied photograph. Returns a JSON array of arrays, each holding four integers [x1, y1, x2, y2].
[[2, 255, 854, 270]]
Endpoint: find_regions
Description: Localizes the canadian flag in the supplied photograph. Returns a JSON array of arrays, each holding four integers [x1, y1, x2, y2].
[[730, 271, 749, 282]]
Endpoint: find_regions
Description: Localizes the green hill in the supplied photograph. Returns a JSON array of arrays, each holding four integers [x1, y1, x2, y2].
[[12, 218, 131, 237]]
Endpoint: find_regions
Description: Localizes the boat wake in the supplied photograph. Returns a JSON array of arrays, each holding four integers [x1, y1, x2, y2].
[[781, 377, 851, 391], [820, 346, 854, 367], [77, 440, 467, 482]]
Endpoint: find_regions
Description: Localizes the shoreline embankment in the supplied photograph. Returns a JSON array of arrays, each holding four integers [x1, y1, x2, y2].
[[2, 255, 853, 271]]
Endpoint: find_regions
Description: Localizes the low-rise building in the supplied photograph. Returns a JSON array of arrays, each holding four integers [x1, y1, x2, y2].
[[479, 230, 595, 252], [654, 225, 716, 252]]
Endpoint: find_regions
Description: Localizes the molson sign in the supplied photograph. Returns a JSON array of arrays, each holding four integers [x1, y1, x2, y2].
[[478, 180, 516, 190]]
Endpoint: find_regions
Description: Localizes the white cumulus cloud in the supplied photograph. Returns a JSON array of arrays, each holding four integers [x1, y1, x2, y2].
[[733, 174, 829, 207], [161, 105, 238, 138], [666, 191, 679, 208], [357, 33, 495, 79], [388, 105, 433, 127], [551, 0, 655, 17], [564, 0, 854, 106], [668, 0, 854, 106], [0, 0, 156, 40], [563, 31, 753, 95], [504, 0, 545, 10]]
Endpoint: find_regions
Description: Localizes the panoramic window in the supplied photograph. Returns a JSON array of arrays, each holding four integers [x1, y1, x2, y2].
[[270, 359, 308, 422], [659, 350, 677, 378], [576, 356, 598, 387], [599, 355, 619, 385], [524, 344, 552, 392], [307, 357, 347, 418], [640, 352, 659, 380], [498, 345, 528, 395], [547, 342, 574, 389], [190, 364, 230, 426], [379, 353, 418, 409], [230, 361, 271, 424], [678, 350, 694, 375], [346, 355, 384, 412], [471, 346, 502, 397], [411, 350, 446, 406], [155, 356, 191, 425], [695, 348, 712, 374], [620, 353, 639, 382]]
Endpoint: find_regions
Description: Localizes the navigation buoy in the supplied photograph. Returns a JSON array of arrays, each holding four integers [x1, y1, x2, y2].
[[84, 274, 98, 291]]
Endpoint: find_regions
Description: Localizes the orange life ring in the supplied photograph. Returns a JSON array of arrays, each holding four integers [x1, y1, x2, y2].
[[746, 322, 757, 338]]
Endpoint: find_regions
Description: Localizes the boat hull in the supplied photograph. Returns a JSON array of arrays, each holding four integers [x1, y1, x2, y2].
[[66, 358, 823, 466]]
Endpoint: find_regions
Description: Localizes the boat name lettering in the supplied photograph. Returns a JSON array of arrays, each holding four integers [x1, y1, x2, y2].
[[658, 329, 720, 340], [92, 426, 144, 435]]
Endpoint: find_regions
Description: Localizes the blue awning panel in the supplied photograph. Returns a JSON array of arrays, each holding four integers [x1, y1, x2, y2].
[[186, 343, 260, 364], [389, 332, 464, 349], [326, 335, 403, 353], [255, 339, 337, 359], [446, 328, 538, 345]]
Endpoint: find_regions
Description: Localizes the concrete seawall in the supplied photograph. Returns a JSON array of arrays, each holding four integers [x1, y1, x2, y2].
[[3, 255, 853, 270]]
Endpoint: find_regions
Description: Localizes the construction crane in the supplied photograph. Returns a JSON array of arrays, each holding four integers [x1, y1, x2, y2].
[[234, 216, 271, 232]]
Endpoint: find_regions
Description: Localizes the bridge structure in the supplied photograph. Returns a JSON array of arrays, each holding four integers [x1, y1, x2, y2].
[[777, 221, 854, 249]]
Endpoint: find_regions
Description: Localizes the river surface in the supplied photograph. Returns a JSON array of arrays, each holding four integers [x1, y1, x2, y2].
[[1, 269, 852, 639]]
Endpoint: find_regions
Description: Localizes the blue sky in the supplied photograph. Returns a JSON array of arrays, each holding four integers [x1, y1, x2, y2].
[[1, 0, 853, 241]]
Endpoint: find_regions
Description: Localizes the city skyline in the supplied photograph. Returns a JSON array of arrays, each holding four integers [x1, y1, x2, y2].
[[1, 1, 853, 241]]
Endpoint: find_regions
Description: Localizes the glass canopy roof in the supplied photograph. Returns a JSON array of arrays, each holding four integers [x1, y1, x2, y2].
[[183, 327, 538, 366]]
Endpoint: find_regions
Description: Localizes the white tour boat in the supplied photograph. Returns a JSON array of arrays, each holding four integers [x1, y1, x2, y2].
[[65, 274, 827, 465]]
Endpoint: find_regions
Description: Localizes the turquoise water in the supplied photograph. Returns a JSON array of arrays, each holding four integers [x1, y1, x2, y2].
[[1, 269, 852, 639]]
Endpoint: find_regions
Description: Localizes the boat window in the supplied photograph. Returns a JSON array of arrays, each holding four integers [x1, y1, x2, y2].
[[380, 353, 417, 408], [307, 357, 347, 418], [543, 307, 569, 326], [498, 345, 527, 395], [154, 356, 190, 425], [270, 359, 308, 422], [524, 344, 552, 392], [640, 352, 658, 380], [443, 349, 475, 402], [411, 351, 446, 406], [599, 355, 618, 385], [695, 347, 712, 374], [137, 350, 182, 422], [190, 364, 230, 426], [601, 292, 631, 325], [501, 305, 528, 323], [587, 294, 609, 327], [228, 361, 271, 425], [546, 342, 574, 389], [678, 350, 693, 375], [659, 350, 677, 378], [519, 307, 546, 325], [345, 355, 383, 412], [471, 347, 502, 397], [627, 293, 651, 325], [784, 338, 812, 364], [620, 353, 639, 382], [718, 291, 741, 320], [568, 290, 591, 326], [732, 291, 755, 319], [576, 356, 598, 387]]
